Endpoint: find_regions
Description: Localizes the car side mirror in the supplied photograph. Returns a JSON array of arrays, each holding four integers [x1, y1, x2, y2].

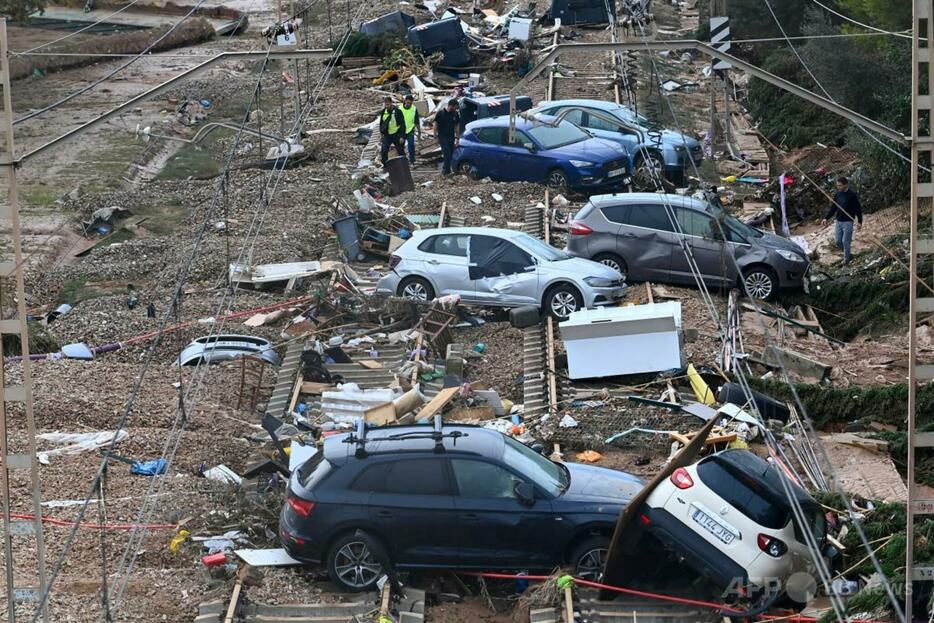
[[523, 142, 537, 153], [515, 482, 535, 506]]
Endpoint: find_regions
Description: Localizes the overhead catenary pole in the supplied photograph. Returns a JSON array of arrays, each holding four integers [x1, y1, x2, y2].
[[906, 2, 934, 621], [0, 18, 49, 623]]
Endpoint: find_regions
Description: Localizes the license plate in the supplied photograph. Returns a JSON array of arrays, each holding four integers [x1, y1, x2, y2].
[[608, 167, 626, 178], [692, 507, 736, 544]]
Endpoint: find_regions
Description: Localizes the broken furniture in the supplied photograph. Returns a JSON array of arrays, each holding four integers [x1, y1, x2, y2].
[[413, 298, 459, 358], [229, 260, 332, 291], [560, 302, 683, 379]]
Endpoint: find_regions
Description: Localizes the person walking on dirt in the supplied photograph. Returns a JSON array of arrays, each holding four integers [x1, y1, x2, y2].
[[821, 176, 863, 265], [434, 98, 461, 176], [400, 95, 421, 165], [379, 96, 406, 166]]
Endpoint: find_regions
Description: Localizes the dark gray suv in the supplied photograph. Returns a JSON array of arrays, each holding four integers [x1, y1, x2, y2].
[[566, 193, 810, 300]]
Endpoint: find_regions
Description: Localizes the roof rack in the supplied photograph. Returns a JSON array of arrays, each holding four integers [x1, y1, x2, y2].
[[343, 414, 467, 458]]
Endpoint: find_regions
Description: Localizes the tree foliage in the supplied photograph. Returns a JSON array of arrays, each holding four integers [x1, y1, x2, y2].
[[0, 0, 45, 22]]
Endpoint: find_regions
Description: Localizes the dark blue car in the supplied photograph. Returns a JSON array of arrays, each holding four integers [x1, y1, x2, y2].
[[280, 423, 643, 591], [452, 115, 632, 193]]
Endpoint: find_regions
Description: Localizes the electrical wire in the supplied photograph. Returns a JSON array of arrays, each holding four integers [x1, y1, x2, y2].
[[27, 37, 277, 623], [630, 16, 907, 621], [12, 0, 145, 56], [807, 0, 912, 40], [14, 0, 208, 126], [759, 0, 927, 176], [104, 6, 358, 615]]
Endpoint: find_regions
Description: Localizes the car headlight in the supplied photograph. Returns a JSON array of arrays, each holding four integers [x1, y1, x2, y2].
[[674, 145, 687, 153], [584, 276, 618, 287], [776, 249, 805, 262], [569, 160, 595, 168]]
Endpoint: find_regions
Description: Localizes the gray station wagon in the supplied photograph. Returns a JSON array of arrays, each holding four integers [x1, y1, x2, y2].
[[566, 193, 810, 300]]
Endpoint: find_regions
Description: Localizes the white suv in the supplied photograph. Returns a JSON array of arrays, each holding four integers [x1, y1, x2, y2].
[[638, 450, 828, 605]]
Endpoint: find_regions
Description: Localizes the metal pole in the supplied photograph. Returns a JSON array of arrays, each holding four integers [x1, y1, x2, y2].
[[0, 18, 49, 623], [906, 2, 934, 620]]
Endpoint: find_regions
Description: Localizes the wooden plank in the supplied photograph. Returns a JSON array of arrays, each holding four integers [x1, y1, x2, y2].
[[301, 382, 334, 394], [379, 584, 391, 617], [410, 331, 424, 386], [438, 201, 447, 228], [645, 282, 654, 304], [358, 360, 384, 369], [363, 402, 397, 426], [224, 581, 242, 623], [562, 586, 574, 623], [287, 372, 303, 414], [415, 387, 459, 420], [545, 318, 558, 414]]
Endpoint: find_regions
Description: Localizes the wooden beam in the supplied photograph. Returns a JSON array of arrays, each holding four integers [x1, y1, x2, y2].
[[223, 581, 242, 623], [415, 387, 459, 420]]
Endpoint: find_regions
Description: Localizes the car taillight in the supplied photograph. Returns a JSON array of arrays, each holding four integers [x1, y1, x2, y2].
[[287, 494, 315, 518], [569, 221, 593, 236], [389, 254, 401, 269], [757, 534, 787, 558], [638, 513, 651, 526], [669, 467, 694, 489]]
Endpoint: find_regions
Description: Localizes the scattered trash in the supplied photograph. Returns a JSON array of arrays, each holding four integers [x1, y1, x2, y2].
[[130, 458, 167, 476], [575, 450, 603, 463]]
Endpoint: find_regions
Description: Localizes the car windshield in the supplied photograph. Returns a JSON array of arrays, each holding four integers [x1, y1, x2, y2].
[[502, 435, 568, 496], [526, 120, 589, 149], [613, 106, 650, 126], [721, 214, 764, 240], [516, 233, 570, 261]]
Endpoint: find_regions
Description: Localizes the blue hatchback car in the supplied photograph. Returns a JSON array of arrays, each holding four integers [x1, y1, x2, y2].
[[452, 115, 631, 193]]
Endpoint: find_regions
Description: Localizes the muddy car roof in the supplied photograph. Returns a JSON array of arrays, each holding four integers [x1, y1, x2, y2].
[[586, 192, 708, 210], [322, 423, 503, 463]]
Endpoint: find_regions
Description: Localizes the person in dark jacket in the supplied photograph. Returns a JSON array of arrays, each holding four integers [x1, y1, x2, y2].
[[379, 96, 406, 166], [434, 98, 461, 176], [821, 176, 863, 264]]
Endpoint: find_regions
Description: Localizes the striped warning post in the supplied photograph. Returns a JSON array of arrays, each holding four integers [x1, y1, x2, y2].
[[710, 16, 730, 70]]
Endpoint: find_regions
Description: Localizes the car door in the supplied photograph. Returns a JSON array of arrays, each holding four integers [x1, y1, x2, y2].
[[450, 458, 557, 568], [582, 108, 641, 167], [669, 207, 737, 287], [499, 129, 547, 183], [365, 458, 461, 566], [468, 235, 539, 306], [416, 233, 475, 300], [617, 203, 679, 282], [472, 127, 507, 179]]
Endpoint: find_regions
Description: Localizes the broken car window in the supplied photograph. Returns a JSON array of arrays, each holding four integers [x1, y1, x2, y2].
[[468, 236, 533, 279], [419, 234, 469, 257], [627, 204, 675, 232], [451, 460, 519, 499]]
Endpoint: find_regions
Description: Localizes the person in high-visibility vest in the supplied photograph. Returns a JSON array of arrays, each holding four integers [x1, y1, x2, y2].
[[400, 94, 421, 165], [379, 96, 406, 166]]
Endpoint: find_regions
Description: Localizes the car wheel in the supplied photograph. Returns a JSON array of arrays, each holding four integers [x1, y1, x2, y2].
[[327, 533, 386, 592], [633, 151, 664, 189], [458, 160, 480, 180], [546, 169, 570, 193], [397, 276, 435, 302], [592, 253, 627, 281], [570, 536, 609, 582], [742, 266, 777, 301], [545, 283, 583, 320]]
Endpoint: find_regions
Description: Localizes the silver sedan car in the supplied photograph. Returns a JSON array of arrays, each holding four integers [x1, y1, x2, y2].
[[376, 227, 627, 319]]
